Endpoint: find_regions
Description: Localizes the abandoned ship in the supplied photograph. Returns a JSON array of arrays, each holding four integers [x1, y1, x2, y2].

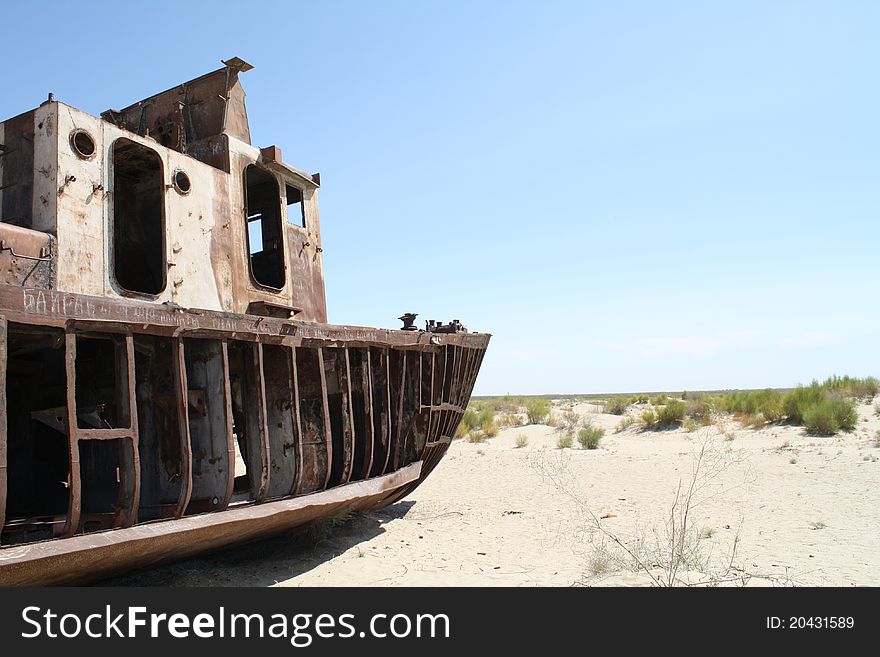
[[0, 58, 489, 585]]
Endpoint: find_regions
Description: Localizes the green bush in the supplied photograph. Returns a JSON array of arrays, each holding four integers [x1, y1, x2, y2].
[[579, 376, 876, 437], [685, 398, 715, 425], [640, 408, 657, 429], [470, 395, 529, 416], [461, 408, 480, 432], [757, 390, 784, 422], [492, 395, 525, 413], [477, 408, 494, 428], [833, 399, 858, 432], [726, 389, 783, 421], [526, 398, 552, 424], [832, 400, 859, 433], [713, 377, 869, 434], [803, 402, 837, 435], [705, 395, 729, 413], [481, 417, 499, 437], [577, 424, 604, 449], [656, 399, 686, 426], [782, 383, 826, 425], [822, 375, 879, 400], [605, 397, 629, 415], [556, 433, 574, 449], [803, 398, 858, 435]]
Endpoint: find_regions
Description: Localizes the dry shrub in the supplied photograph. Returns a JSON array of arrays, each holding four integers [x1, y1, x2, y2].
[[615, 416, 637, 433], [531, 431, 791, 586], [577, 423, 603, 449], [526, 398, 552, 424], [498, 412, 522, 428], [558, 408, 580, 434], [466, 431, 486, 444], [640, 408, 657, 429], [656, 400, 686, 426], [481, 416, 499, 437], [606, 397, 630, 415]]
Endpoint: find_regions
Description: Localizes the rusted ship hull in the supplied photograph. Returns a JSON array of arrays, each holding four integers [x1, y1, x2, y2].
[[0, 285, 488, 585], [0, 56, 489, 585], [0, 465, 422, 586]]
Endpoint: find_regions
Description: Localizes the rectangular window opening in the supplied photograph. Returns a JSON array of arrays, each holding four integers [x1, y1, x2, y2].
[[112, 138, 166, 295], [244, 165, 285, 289], [286, 184, 305, 228]]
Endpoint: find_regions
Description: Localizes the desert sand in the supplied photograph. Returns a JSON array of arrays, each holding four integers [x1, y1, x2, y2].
[[104, 400, 880, 587]]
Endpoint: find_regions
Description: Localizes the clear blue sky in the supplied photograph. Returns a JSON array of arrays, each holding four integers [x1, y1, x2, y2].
[[2, 1, 878, 395]]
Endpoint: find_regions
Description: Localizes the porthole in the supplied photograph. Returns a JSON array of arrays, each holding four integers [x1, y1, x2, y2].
[[172, 169, 191, 195], [70, 130, 96, 160]]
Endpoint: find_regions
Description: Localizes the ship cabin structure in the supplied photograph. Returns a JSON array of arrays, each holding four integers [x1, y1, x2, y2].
[[0, 58, 488, 584]]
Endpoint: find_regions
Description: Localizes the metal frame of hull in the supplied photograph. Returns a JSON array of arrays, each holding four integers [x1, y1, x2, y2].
[[0, 285, 489, 585]]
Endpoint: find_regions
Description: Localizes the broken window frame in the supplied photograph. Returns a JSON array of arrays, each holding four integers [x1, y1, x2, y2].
[[284, 182, 307, 229], [242, 164, 287, 291]]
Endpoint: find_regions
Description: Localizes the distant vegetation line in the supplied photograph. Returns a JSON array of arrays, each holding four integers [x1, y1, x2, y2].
[[471, 388, 797, 402], [463, 375, 878, 439]]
